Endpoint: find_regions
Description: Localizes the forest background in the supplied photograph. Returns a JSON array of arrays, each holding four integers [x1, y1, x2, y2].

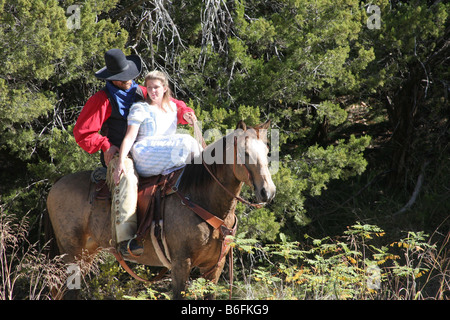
[[0, 0, 448, 300]]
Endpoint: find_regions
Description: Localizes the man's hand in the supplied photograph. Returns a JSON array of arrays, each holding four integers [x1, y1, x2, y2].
[[104, 145, 119, 166]]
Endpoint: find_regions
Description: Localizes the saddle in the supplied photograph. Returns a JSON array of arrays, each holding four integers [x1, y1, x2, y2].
[[92, 167, 183, 244], [135, 169, 183, 243]]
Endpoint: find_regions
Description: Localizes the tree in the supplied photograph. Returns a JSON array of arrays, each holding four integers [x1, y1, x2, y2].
[[159, 0, 373, 238], [0, 0, 128, 214], [362, 0, 449, 186]]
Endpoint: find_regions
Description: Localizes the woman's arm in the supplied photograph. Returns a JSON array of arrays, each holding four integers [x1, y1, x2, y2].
[[113, 124, 139, 185]]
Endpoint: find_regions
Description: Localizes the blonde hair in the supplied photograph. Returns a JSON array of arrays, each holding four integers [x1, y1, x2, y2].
[[144, 70, 173, 112]]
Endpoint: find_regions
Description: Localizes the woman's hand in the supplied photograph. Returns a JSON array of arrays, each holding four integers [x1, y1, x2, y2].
[[113, 125, 139, 185], [113, 161, 125, 185], [183, 112, 197, 125]]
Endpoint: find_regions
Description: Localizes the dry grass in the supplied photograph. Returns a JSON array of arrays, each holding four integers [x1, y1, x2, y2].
[[1, 208, 67, 300]]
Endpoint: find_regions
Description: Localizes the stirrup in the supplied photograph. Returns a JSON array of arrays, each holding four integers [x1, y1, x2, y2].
[[126, 238, 143, 258]]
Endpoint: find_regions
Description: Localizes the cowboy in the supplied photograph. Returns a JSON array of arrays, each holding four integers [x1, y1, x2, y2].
[[73, 49, 194, 258]]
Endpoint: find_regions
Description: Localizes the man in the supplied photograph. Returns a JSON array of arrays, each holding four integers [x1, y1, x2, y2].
[[73, 48, 194, 258]]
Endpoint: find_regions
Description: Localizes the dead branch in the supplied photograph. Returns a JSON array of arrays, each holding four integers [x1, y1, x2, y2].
[[394, 160, 430, 216], [199, 0, 234, 67]]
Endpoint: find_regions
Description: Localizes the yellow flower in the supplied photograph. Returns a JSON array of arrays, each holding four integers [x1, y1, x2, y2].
[[415, 271, 426, 278], [348, 257, 357, 264], [291, 270, 303, 282]]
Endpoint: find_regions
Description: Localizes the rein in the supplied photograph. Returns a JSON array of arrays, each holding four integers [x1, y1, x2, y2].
[[111, 249, 168, 283]]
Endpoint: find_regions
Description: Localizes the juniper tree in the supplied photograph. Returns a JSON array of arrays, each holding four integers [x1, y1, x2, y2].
[[0, 0, 128, 214]]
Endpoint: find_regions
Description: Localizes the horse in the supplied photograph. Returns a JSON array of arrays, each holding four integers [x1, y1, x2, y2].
[[46, 120, 276, 299]]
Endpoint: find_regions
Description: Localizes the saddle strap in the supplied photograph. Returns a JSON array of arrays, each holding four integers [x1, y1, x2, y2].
[[150, 221, 172, 269], [202, 216, 237, 300], [136, 172, 175, 242], [136, 184, 158, 241], [203, 216, 238, 277], [153, 189, 172, 266], [172, 189, 225, 230], [110, 249, 168, 283]]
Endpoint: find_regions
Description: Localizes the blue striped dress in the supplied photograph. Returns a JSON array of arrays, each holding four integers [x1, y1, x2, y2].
[[128, 101, 202, 177]]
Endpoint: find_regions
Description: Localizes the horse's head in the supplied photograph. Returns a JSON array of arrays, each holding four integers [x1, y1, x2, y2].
[[231, 120, 276, 203]]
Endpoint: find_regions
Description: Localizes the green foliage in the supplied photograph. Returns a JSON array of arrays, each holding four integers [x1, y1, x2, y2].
[[28, 126, 100, 182], [361, 0, 449, 181], [182, 278, 229, 300], [0, 0, 127, 212], [300, 135, 371, 187], [238, 206, 281, 242], [0, 0, 448, 300], [123, 287, 170, 301], [0, 78, 56, 161], [231, 223, 441, 300], [0, 0, 126, 157], [191, 102, 261, 135]]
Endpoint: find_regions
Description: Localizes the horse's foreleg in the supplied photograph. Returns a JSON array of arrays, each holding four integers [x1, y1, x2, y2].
[[171, 257, 191, 300], [201, 258, 227, 300]]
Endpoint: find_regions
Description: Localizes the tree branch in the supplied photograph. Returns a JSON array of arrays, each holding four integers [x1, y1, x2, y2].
[[394, 160, 430, 216]]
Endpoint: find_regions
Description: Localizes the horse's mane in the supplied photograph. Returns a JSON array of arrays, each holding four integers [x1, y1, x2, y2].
[[178, 136, 227, 192], [178, 120, 266, 193]]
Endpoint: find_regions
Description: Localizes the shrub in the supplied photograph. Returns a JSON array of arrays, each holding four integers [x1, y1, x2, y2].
[[230, 223, 448, 300]]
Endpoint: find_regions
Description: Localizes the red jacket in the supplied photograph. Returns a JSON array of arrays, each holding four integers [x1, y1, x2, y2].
[[73, 85, 194, 154]]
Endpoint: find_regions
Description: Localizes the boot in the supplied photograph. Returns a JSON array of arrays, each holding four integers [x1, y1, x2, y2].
[[119, 238, 143, 258]]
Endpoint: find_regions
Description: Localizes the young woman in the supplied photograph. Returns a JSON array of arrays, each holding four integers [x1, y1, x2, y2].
[[113, 71, 202, 185]]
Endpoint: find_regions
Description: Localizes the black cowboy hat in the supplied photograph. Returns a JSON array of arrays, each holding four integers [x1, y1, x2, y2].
[[95, 48, 142, 81]]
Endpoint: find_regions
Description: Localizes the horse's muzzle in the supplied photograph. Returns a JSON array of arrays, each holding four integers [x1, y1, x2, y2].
[[258, 185, 276, 203]]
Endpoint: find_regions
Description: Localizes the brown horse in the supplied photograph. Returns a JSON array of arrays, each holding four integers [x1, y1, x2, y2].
[[46, 121, 276, 299]]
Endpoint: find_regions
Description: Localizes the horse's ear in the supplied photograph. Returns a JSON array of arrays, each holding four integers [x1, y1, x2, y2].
[[255, 119, 271, 130], [236, 120, 247, 131]]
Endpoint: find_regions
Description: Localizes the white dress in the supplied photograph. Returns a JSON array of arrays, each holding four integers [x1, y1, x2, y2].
[[127, 101, 202, 177]]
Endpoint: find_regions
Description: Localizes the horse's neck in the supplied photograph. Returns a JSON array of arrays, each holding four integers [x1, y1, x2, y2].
[[212, 164, 243, 218], [190, 163, 242, 221]]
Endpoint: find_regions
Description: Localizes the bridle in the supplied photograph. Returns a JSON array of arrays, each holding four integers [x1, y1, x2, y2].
[[194, 121, 265, 208], [201, 135, 265, 208]]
